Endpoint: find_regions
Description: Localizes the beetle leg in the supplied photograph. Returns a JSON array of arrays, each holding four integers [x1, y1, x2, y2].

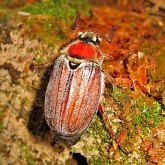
[[116, 129, 130, 154], [102, 69, 132, 89], [98, 104, 116, 138], [98, 104, 130, 154], [101, 69, 117, 86]]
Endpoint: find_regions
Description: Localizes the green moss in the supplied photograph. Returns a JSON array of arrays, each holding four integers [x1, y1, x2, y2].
[[1, 0, 90, 45], [22, 16, 67, 45], [0, 111, 5, 130], [153, 50, 165, 79], [91, 157, 111, 165], [133, 97, 163, 135], [0, 14, 8, 24], [110, 85, 132, 107], [0, 121, 4, 130], [15, 0, 90, 45], [23, 0, 89, 23], [23, 148, 35, 165], [111, 86, 131, 100], [35, 54, 46, 64], [110, 86, 163, 136], [21, 96, 31, 110], [0, 0, 11, 7], [84, 116, 112, 164]]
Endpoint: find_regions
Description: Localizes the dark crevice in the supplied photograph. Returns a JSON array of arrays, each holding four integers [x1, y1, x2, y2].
[[70, 152, 88, 165], [69, 61, 80, 69]]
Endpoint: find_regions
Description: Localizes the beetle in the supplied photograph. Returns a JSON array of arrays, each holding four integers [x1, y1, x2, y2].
[[44, 11, 124, 149], [44, 31, 105, 146]]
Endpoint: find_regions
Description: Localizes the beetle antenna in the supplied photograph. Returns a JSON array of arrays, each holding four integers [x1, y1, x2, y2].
[[71, 10, 80, 30], [106, 25, 119, 43]]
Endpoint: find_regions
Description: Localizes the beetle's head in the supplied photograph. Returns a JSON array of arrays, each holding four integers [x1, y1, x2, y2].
[[66, 32, 102, 63], [78, 31, 102, 46], [61, 11, 118, 63]]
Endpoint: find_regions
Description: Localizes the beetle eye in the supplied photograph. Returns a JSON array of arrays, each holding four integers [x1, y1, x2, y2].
[[69, 61, 80, 69]]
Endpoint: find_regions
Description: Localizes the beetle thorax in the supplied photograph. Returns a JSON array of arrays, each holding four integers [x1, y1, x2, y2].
[[60, 32, 103, 64]]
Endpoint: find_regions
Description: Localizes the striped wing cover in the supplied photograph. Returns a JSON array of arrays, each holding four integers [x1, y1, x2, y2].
[[45, 55, 102, 140]]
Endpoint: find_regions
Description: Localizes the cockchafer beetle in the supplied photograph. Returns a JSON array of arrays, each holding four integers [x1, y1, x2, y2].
[[44, 31, 105, 146], [44, 11, 127, 151]]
